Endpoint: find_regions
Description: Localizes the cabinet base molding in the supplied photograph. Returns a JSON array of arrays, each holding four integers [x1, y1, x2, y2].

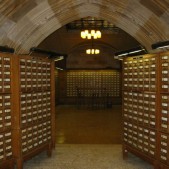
[[0, 159, 15, 169]]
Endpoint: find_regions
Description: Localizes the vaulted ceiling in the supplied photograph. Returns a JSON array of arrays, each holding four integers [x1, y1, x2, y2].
[[0, 0, 169, 54], [38, 24, 140, 55]]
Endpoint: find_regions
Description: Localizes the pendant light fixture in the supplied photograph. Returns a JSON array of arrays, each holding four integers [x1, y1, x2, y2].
[[86, 49, 100, 54], [86, 37, 100, 54], [81, 30, 101, 39]]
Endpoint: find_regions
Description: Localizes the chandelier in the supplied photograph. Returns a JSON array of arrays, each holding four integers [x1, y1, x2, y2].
[[86, 49, 100, 54], [85, 37, 100, 55], [66, 17, 121, 55], [81, 30, 101, 39]]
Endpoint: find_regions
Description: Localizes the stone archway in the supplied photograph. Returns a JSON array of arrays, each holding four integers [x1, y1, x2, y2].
[[0, 1, 168, 54]]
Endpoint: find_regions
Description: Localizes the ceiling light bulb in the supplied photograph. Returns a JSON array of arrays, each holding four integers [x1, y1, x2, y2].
[[96, 30, 101, 38], [81, 31, 86, 39], [86, 49, 91, 54], [91, 30, 95, 36], [87, 34, 91, 39], [95, 49, 100, 54], [91, 49, 95, 54], [85, 30, 89, 35], [93, 34, 98, 39]]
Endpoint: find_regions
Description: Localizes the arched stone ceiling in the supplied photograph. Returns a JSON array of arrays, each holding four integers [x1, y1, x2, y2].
[[0, 0, 169, 54]]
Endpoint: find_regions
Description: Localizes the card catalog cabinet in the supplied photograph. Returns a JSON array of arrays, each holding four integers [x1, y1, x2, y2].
[[123, 52, 169, 169], [123, 54, 160, 169], [65, 70, 121, 107], [10, 55, 56, 169], [0, 53, 55, 169], [0, 53, 14, 169], [66, 70, 120, 97]]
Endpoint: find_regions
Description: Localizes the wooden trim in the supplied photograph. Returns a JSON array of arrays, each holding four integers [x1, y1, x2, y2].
[[0, 159, 15, 169], [11, 55, 23, 168], [51, 60, 56, 148]]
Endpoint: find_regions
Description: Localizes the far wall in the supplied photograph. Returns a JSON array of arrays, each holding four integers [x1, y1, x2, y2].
[[67, 45, 121, 69]]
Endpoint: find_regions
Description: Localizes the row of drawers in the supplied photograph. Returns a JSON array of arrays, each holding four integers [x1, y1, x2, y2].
[[20, 67, 50, 74], [67, 77, 120, 80], [67, 78, 120, 83], [0, 81, 46, 93], [123, 55, 169, 67], [0, 92, 52, 125], [123, 57, 156, 67], [0, 95, 11, 130], [67, 82, 120, 86], [0, 95, 11, 108], [70, 91, 119, 95], [21, 112, 51, 126], [160, 95, 169, 133], [123, 113, 156, 128], [123, 69, 156, 75], [0, 67, 10, 75], [0, 81, 10, 93], [67, 92, 120, 97], [19, 60, 51, 100], [67, 79, 120, 82], [160, 133, 169, 164], [20, 92, 51, 126], [0, 57, 11, 94], [20, 74, 50, 80], [124, 78, 156, 83], [67, 73, 120, 76], [123, 57, 169, 93], [0, 131, 12, 162], [123, 93, 169, 133], [123, 92, 156, 104], [68, 84, 120, 87], [69, 88, 120, 91], [123, 85, 156, 92], [20, 92, 51, 101], [20, 84, 50, 91], [21, 122, 51, 154], [123, 121, 156, 157], [124, 81, 169, 92], [124, 123, 169, 165], [0, 56, 10, 63], [124, 76, 156, 81], [20, 73, 51, 81], [0, 117, 11, 130], [20, 77, 51, 91], [20, 59, 51, 68]]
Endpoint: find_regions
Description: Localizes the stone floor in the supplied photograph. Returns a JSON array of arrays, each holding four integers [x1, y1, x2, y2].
[[23, 144, 153, 169]]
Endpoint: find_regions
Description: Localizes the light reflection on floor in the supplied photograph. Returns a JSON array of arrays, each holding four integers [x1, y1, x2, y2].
[[55, 105, 122, 144]]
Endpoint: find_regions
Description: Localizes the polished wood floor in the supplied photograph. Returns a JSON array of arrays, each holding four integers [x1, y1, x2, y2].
[[55, 105, 122, 144]]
